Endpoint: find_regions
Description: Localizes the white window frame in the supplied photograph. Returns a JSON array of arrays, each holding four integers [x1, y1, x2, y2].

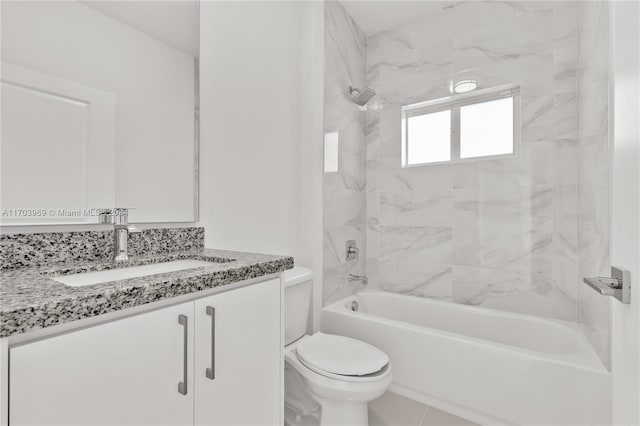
[[401, 83, 521, 167]]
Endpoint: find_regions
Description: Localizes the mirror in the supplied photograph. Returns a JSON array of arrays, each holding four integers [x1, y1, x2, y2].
[[1, 1, 199, 225]]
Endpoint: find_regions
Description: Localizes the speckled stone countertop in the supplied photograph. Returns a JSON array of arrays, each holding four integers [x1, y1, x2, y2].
[[0, 249, 293, 337]]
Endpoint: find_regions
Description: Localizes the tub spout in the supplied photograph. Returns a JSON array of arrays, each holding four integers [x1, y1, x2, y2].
[[348, 274, 368, 286]]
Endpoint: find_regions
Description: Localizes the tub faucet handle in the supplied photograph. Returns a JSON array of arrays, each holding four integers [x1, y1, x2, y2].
[[345, 240, 359, 261]]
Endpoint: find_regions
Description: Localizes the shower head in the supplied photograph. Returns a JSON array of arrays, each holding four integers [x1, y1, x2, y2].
[[349, 86, 376, 106]]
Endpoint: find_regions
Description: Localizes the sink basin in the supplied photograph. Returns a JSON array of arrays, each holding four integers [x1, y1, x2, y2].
[[53, 260, 214, 287]]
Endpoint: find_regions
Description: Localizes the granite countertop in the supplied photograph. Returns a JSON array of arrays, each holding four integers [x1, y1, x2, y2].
[[0, 249, 293, 337]]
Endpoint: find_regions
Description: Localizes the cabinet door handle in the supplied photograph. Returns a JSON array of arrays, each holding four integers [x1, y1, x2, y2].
[[178, 314, 188, 395], [205, 306, 215, 380]]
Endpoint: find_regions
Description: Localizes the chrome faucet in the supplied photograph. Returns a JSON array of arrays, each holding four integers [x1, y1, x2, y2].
[[348, 274, 368, 286], [98, 208, 140, 262]]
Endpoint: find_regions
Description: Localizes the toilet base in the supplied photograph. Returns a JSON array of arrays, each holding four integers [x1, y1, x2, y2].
[[314, 397, 368, 426]]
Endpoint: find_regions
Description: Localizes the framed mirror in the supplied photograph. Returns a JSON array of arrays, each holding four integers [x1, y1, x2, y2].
[[1, 1, 199, 225]]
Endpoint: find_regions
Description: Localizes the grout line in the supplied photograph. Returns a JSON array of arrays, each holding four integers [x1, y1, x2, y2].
[[418, 405, 430, 426]]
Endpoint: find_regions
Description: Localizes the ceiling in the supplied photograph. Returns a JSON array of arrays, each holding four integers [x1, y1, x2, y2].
[[83, 1, 199, 57], [339, 1, 448, 36]]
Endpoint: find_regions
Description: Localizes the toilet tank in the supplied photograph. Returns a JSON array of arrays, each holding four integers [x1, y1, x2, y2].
[[284, 267, 313, 346]]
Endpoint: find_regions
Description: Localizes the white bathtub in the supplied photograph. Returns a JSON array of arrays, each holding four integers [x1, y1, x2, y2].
[[322, 290, 611, 425]]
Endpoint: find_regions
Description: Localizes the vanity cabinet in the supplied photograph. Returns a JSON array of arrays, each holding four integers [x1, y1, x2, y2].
[[8, 278, 281, 426], [10, 301, 196, 426], [194, 279, 281, 425]]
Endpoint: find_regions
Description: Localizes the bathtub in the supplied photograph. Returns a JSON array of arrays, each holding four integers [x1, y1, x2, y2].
[[322, 290, 611, 426]]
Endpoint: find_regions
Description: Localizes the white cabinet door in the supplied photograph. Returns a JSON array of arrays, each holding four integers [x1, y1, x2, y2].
[[9, 302, 194, 426], [194, 279, 282, 426]]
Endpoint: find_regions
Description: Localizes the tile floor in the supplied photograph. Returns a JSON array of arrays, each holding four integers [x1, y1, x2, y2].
[[368, 391, 480, 426]]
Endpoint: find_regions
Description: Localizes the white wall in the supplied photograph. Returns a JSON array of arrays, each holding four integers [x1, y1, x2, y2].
[[199, 2, 323, 300], [611, 2, 640, 424], [297, 2, 326, 332], [1, 1, 196, 224]]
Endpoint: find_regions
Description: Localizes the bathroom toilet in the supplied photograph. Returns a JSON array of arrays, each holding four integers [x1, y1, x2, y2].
[[284, 267, 392, 426]]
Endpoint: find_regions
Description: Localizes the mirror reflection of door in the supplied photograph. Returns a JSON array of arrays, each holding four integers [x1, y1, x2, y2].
[[0, 1, 200, 225]]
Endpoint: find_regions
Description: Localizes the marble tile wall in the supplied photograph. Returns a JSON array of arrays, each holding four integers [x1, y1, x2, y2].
[[323, 2, 368, 304], [365, 2, 582, 321], [577, 0, 611, 368]]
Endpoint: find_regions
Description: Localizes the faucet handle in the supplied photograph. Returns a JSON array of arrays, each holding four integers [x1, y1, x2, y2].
[[101, 207, 132, 225], [97, 208, 136, 226], [345, 240, 359, 261], [112, 208, 131, 225], [97, 209, 115, 224]]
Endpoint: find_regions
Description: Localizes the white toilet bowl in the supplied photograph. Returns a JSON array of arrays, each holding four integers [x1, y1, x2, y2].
[[282, 268, 391, 426], [284, 333, 392, 426]]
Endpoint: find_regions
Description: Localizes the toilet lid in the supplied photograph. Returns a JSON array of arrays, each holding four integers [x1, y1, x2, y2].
[[295, 333, 388, 376]]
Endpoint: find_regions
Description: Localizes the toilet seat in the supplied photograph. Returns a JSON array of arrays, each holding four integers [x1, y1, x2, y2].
[[297, 357, 391, 383], [295, 333, 389, 382]]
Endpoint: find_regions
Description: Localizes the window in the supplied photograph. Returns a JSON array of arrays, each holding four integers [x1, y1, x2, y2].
[[407, 110, 451, 164], [402, 84, 520, 166]]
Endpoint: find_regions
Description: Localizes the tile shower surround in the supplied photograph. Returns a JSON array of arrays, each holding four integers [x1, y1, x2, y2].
[[323, 1, 611, 367], [323, 1, 368, 305], [577, 0, 611, 367], [365, 1, 580, 321]]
